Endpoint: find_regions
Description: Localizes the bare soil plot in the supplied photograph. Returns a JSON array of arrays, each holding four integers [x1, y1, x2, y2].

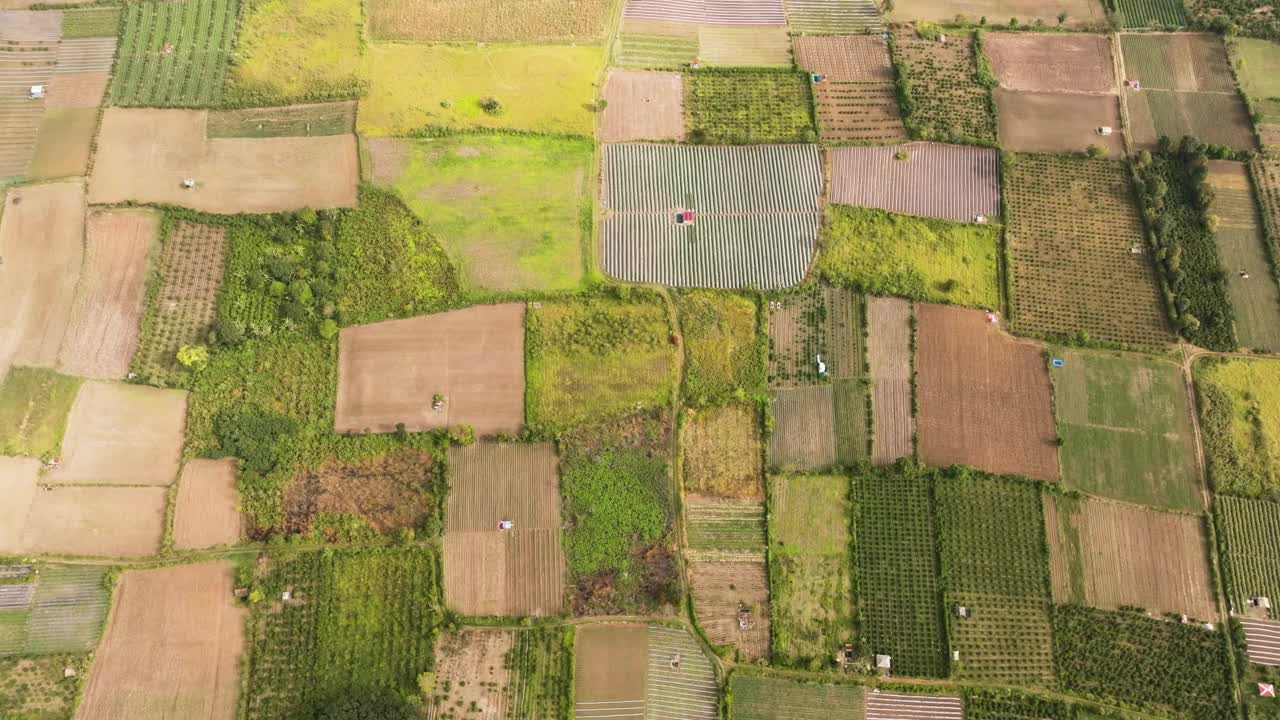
[[697, 25, 791, 67], [47, 381, 187, 486], [985, 33, 1115, 93], [21, 485, 165, 557], [174, 459, 241, 550], [335, 304, 525, 436], [0, 10, 62, 40], [58, 208, 157, 380], [77, 562, 244, 720], [443, 530, 564, 617], [1206, 161, 1280, 353], [428, 630, 513, 719], [44, 72, 109, 109], [1120, 33, 1236, 92], [0, 182, 84, 379], [575, 623, 647, 720], [0, 457, 39, 553], [794, 35, 892, 81], [769, 385, 836, 471], [888, 0, 1102, 24], [687, 559, 769, 659], [624, 0, 786, 24], [867, 297, 913, 465], [865, 692, 963, 720], [283, 451, 437, 536], [1240, 618, 1280, 666], [601, 70, 685, 142], [446, 443, 560, 530], [829, 143, 999, 222], [681, 404, 764, 499], [996, 89, 1125, 156], [916, 304, 1059, 481], [1044, 495, 1216, 620], [29, 108, 96, 179], [89, 109, 359, 213]]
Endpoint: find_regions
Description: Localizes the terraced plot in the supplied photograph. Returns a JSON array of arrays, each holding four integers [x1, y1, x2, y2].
[[784, 0, 882, 31], [830, 143, 999, 223], [794, 36, 904, 143], [731, 675, 865, 719], [892, 32, 996, 145]]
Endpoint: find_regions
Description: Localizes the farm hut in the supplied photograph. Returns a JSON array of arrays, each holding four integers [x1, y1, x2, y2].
[[29, 85, 45, 100], [875, 655, 892, 672]]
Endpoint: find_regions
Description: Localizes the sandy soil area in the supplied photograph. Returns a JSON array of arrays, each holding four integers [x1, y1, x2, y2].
[[46, 381, 187, 486]]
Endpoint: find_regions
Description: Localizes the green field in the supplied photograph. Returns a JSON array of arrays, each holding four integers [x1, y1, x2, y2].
[[818, 205, 1000, 309], [1216, 495, 1280, 612], [1196, 356, 1280, 498], [359, 44, 601, 137], [687, 501, 767, 553], [1117, 0, 1187, 26], [504, 627, 575, 717], [205, 103, 355, 138], [677, 291, 766, 407], [962, 688, 1075, 720], [730, 674, 865, 719], [892, 32, 997, 145], [61, 7, 122, 38], [685, 70, 816, 144], [0, 565, 111, 658], [853, 466, 948, 678], [0, 654, 88, 718], [377, 134, 590, 293], [109, 0, 237, 107], [0, 368, 81, 459], [1051, 348, 1202, 511], [936, 471, 1054, 686], [1233, 38, 1280, 119], [768, 474, 855, 666], [226, 0, 365, 104]]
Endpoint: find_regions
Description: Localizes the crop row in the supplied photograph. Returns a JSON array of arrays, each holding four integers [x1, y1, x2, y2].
[[604, 143, 822, 212], [503, 627, 574, 719], [686, 501, 767, 553], [1216, 495, 1280, 613], [109, 0, 237, 107]]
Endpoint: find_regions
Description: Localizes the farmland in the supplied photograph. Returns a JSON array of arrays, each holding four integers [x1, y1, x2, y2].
[[684, 70, 815, 144], [793, 36, 906, 143], [0, 654, 87, 718], [1206, 160, 1280, 352], [677, 291, 766, 406], [688, 560, 770, 658], [285, 451, 442, 538], [0, 564, 109, 656], [19, 486, 167, 558], [995, 91, 1125, 156], [853, 467, 948, 678], [769, 385, 837, 470], [867, 692, 964, 720], [0, 367, 79, 457], [686, 499, 766, 555], [1217, 495, 1280, 614], [916, 303, 1060, 482], [614, 19, 699, 68], [784, 0, 883, 31], [205, 102, 356, 138], [887, 0, 1103, 25], [767, 285, 864, 387], [623, 0, 785, 24], [829, 143, 1000, 223], [867, 297, 914, 465], [428, 626, 574, 719], [892, 32, 997, 145], [47, 381, 186, 486], [575, 624, 646, 719], [698, 26, 793, 67], [730, 675, 865, 719], [682, 405, 764, 498], [174, 458, 242, 550], [604, 144, 822, 212], [226, 0, 363, 105], [1232, 39, 1280, 150], [1050, 348, 1202, 510], [645, 626, 719, 720], [601, 71, 686, 142], [935, 472, 1054, 685], [769, 474, 855, 665], [0, 13, 56, 180], [1121, 34, 1236, 92], [1004, 154, 1170, 347], [368, 0, 610, 41], [1196, 357, 1280, 497], [29, 108, 96, 179], [1118, 0, 1186, 26], [1126, 89, 1257, 151], [108, 0, 237, 107], [984, 33, 1115, 94]]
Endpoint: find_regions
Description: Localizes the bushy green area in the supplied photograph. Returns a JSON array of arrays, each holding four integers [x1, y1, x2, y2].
[[109, 0, 237, 107], [225, 0, 367, 105], [1196, 356, 1280, 498], [242, 547, 440, 720], [892, 31, 997, 146], [1216, 495, 1280, 613], [1192, 0, 1280, 39], [963, 688, 1075, 720], [1052, 605, 1235, 720], [685, 70, 816, 144], [0, 367, 80, 459], [525, 292, 677, 435], [818, 206, 1000, 309], [676, 291, 766, 406], [1134, 142, 1237, 350]]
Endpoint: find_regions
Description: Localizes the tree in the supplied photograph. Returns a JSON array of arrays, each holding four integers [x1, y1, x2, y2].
[[303, 687, 416, 720], [1057, 10, 1068, 23], [1086, 144, 1106, 159], [177, 344, 209, 370]]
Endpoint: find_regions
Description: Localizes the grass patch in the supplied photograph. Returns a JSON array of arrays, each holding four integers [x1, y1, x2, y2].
[[685, 70, 816, 144], [359, 44, 601, 137], [525, 292, 677, 435], [225, 0, 366, 105], [61, 8, 121, 38], [381, 134, 591, 293], [1196, 356, 1280, 498], [1216, 495, 1280, 613], [681, 404, 763, 499], [109, 0, 237, 107], [1233, 38, 1280, 124], [0, 367, 81, 459], [676, 290, 766, 406], [817, 205, 1000, 309]]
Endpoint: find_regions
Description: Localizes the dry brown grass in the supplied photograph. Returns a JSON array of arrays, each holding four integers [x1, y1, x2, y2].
[[0, 456, 39, 553], [681, 404, 763, 499]]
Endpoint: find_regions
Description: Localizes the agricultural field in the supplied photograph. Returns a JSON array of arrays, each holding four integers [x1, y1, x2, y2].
[[767, 285, 863, 387], [601, 71, 686, 142], [769, 474, 855, 665], [866, 693, 964, 720], [1216, 495, 1280, 614], [174, 458, 242, 550], [284, 450, 442, 538], [368, 0, 610, 41], [108, 0, 237, 107], [730, 675, 865, 719], [0, 459, 39, 554], [1232, 38, 1280, 150], [935, 472, 1054, 686], [427, 626, 574, 719], [698, 25, 793, 67], [0, 367, 79, 458], [1050, 348, 1202, 510], [891, 32, 997, 145], [1196, 357, 1280, 497], [614, 19, 699, 68], [887, 0, 1103, 25], [1238, 617, 1280, 666], [1255, 158, 1280, 263], [225, 0, 363, 105], [1044, 495, 1216, 619], [829, 143, 1000, 223], [28, 107, 97, 179], [47, 381, 186, 486], [684, 70, 816, 144], [677, 291, 766, 406], [645, 625, 719, 720], [60, 7, 119, 37], [916, 303, 1060, 482], [335, 304, 525, 436], [370, 134, 590, 292], [985, 33, 1115, 93], [1205, 161, 1280, 352], [205, 102, 356, 138], [1118, 0, 1186, 26], [1004, 154, 1170, 347], [1122, 34, 1236, 92], [0, 564, 110, 657], [688, 559, 770, 659], [623, 0, 785, 24], [359, 44, 600, 137], [769, 385, 837, 470], [686, 499, 766, 555], [44, 72, 110, 110], [241, 547, 440, 720], [853, 467, 948, 678], [575, 624, 647, 720], [682, 404, 764, 498], [18, 486, 167, 558], [1126, 89, 1256, 151], [77, 562, 244, 720], [793, 35, 905, 143], [818, 205, 1001, 309], [0, 654, 87, 719], [995, 90, 1125, 156], [784, 0, 882, 31], [866, 297, 914, 465], [0, 12, 60, 180]]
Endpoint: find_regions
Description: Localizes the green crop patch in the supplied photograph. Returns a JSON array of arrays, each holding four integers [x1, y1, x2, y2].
[[962, 688, 1075, 720], [61, 8, 122, 38], [1233, 39, 1280, 149], [0, 654, 89, 718], [226, 0, 365, 105], [0, 367, 81, 458], [852, 466, 948, 678], [685, 70, 816, 144], [936, 471, 1054, 685], [1216, 495, 1280, 613], [1050, 348, 1201, 510], [730, 674, 865, 719], [818, 205, 1000, 309], [687, 500, 766, 554], [677, 291, 766, 407], [1117, 0, 1186, 26], [1196, 356, 1280, 498], [109, 0, 238, 107], [891, 31, 996, 145]]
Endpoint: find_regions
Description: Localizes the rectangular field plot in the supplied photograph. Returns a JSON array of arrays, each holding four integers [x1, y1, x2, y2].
[[1234, 39, 1280, 151], [767, 285, 864, 387], [205, 102, 355, 138], [867, 297, 913, 465], [428, 627, 574, 720], [446, 443, 560, 530], [916, 304, 1060, 482], [575, 624, 647, 719], [769, 385, 836, 470], [698, 25, 791, 67], [47, 381, 186, 486], [623, 0, 786, 24], [784, 0, 882, 31], [688, 560, 769, 659], [1216, 496, 1280, 615], [604, 143, 821, 212], [108, 0, 236, 107], [681, 404, 765, 498], [602, 70, 685, 142], [936, 474, 1054, 685], [1045, 495, 1216, 620], [1125, 88, 1256, 152], [1240, 618, 1280, 665], [830, 143, 999, 223], [1117, 0, 1186, 26], [368, 0, 610, 42], [646, 626, 718, 720], [730, 675, 864, 719], [1004, 154, 1170, 347], [1051, 348, 1201, 510], [795, 36, 903, 143], [0, 11, 59, 180], [996, 90, 1125, 156], [685, 70, 815, 144], [686, 499, 766, 556], [1121, 33, 1235, 92], [1206, 161, 1280, 352], [891, 32, 996, 145], [174, 458, 241, 550], [20, 486, 166, 558], [615, 19, 699, 68], [0, 564, 109, 657], [984, 33, 1115, 94], [1197, 357, 1280, 497], [29, 107, 96, 179], [866, 692, 963, 720]]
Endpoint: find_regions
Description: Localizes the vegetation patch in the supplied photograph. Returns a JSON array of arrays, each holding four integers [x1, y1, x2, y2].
[[61, 8, 122, 38], [226, 0, 366, 105], [1191, 0, 1278, 40], [0, 367, 80, 459], [677, 291, 766, 406], [206, 102, 356, 138], [730, 674, 865, 719], [1118, 0, 1186, 26], [1196, 356, 1280, 498], [109, 0, 237, 107], [1232, 39, 1280, 149], [891, 31, 997, 145], [681, 404, 764, 499], [684, 70, 816, 144], [0, 655, 88, 718], [282, 450, 442, 540], [818, 205, 1000, 309]]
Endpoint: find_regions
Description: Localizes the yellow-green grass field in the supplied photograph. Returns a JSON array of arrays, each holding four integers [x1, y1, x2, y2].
[[359, 44, 602, 137], [367, 0, 611, 43], [1231, 38, 1280, 148], [375, 134, 592, 293], [0, 367, 81, 458], [817, 205, 1000, 309], [225, 0, 365, 104], [1197, 357, 1280, 499]]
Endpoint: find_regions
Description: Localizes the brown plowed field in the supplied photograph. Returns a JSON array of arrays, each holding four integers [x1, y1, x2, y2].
[[335, 304, 525, 436], [77, 561, 245, 720], [446, 442, 560, 530], [984, 33, 1115, 93], [866, 297, 913, 465], [916, 304, 1059, 481], [601, 70, 685, 142], [58, 208, 157, 380], [0, 456, 40, 553], [769, 385, 836, 471], [428, 630, 513, 720], [48, 381, 187, 486], [688, 559, 770, 659], [0, 182, 84, 380], [21, 485, 166, 558], [794, 35, 893, 81], [1044, 495, 1217, 620], [794, 36, 905, 143], [174, 459, 242, 550], [829, 143, 1000, 222], [575, 624, 647, 718], [88, 109, 359, 213], [443, 529, 565, 616], [996, 89, 1125, 156], [44, 71, 109, 109], [887, 0, 1103, 26]]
